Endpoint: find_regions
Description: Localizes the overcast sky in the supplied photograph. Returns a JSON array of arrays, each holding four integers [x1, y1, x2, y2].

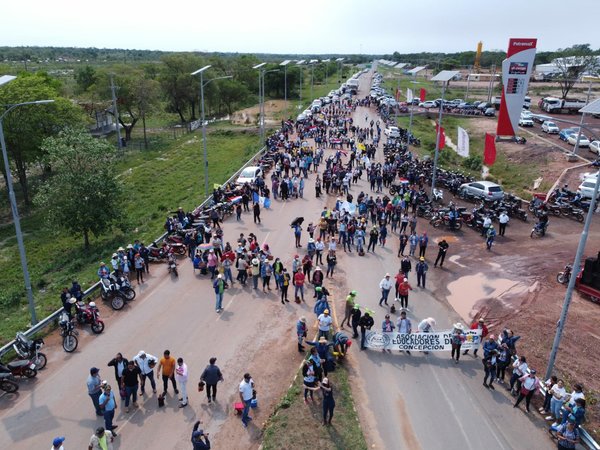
[[3, 0, 599, 55]]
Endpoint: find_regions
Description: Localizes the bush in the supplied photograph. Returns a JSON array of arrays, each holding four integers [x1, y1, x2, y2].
[[463, 155, 483, 171]]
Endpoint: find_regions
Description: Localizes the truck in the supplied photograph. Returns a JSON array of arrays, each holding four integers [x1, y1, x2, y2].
[[491, 95, 531, 110], [539, 97, 587, 114], [346, 78, 359, 95]]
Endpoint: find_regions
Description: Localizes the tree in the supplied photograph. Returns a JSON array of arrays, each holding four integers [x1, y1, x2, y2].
[[159, 54, 203, 123], [34, 129, 126, 250], [0, 73, 85, 205], [553, 45, 599, 99], [75, 65, 98, 93], [213, 79, 250, 115], [96, 68, 161, 142]]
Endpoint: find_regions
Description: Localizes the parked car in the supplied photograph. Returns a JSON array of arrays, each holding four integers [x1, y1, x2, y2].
[[384, 126, 401, 138], [590, 141, 600, 155], [519, 117, 534, 127], [484, 108, 496, 117], [236, 166, 263, 185], [459, 181, 505, 200], [419, 101, 437, 109], [476, 102, 490, 110], [532, 114, 553, 124], [520, 109, 533, 119], [577, 178, 599, 199], [541, 121, 560, 134], [567, 133, 590, 147], [559, 128, 578, 141]]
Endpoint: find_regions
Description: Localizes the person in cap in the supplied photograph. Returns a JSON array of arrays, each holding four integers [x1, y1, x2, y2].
[[213, 273, 226, 313], [88, 427, 114, 450], [555, 418, 580, 449], [305, 377, 336, 426], [97, 262, 110, 279], [332, 331, 350, 356], [417, 317, 436, 354], [350, 304, 362, 339], [415, 257, 428, 288], [133, 350, 158, 395], [378, 273, 393, 306], [434, 239, 449, 268], [450, 323, 466, 363], [317, 309, 333, 339], [98, 383, 117, 435], [52, 436, 65, 450], [311, 266, 324, 292], [296, 317, 308, 352], [382, 314, 395, 352], [358, 311, 374, 350], [238, 373, 255, 427], [464, 318, 489, 357], [340, 291, 357, 329], [191, 420, 211, 449], [396, 277, 413, 310], [514, 369, 540, 413], [87, 367, 103, 416], [307, 237, 316, 260], [280, 268, 291, 304]]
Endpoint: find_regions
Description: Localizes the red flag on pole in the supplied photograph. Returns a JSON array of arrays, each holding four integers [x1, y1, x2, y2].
[[395, 88, 400, 102], [419, 88, 426, 102], [435, 123, 446, 149], [484, 133, 497, 165]]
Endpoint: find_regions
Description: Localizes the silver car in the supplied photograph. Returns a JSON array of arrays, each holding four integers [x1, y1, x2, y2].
[[459, 181, 505, 201]]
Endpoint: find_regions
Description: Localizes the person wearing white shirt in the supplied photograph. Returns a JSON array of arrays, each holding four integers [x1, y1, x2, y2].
[[318, 310, 333, 339], [509, 356, 528, 395], [378, 273, 393, 306], [482, 216, 492, 236], [238, 373, 255, 427], [498, 211, 510, 236], [133, 351, 158, 395], [547, 379, 567, 421], [175, 357, 189, 408]]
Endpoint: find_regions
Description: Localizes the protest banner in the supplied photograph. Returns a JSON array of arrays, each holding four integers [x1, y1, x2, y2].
[[364, 329, 482, 351]]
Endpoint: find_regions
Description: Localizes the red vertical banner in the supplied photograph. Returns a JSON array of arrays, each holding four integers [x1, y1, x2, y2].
[[484, 133, 497, 165], [435, 123, 446, 149], [419, 88, 426, 102]]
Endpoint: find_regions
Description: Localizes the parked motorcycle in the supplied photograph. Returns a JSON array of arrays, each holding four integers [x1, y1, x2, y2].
[[432, 188, 444, 204], [0, 373, 18, 393], [167, 255, 178, 277], [13, 332, 46, 370], [147, 245, 173, 262], [429, 212, 462, 230], [59, 313, 78, 353], [163, 237, 187, 255], [557, 264, 572, 285], [100, 274, 136, 310], [0, 359, 37, 379], [75, 301, 105, 334]]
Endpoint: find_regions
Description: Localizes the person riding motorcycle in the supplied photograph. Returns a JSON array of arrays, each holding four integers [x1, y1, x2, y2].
[[535, 212, 549, 233]]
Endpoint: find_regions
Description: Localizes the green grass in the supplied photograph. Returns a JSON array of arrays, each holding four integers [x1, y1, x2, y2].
[[262, 362, 367, 450], [394, 114, 551, 198], [0, 127, 259, 343]]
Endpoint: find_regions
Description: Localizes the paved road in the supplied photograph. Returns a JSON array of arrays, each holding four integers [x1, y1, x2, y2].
[[342, 69, 553, 449], [0, 169, 330, 448]]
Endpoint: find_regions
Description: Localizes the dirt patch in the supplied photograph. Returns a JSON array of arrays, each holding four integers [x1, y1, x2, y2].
[[231, 100, 287, 126]]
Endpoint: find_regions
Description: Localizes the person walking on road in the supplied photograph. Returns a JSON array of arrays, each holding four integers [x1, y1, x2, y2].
[[253, 202, 261, 224], [498, 211, 509, 236], [396, 277, 413, 310], [318, 309, 333, 339], [513, 369, 540, 413], [200, 357, 224, 404], [134, 351, 158, 395], [434, 239, 449, 268], [280, 268, 291, 303], [379, 273, 393, 306], [418, 232, 428, 258], [398, 232, 408, 257], [396, 311, 412, 355], [121, 360, 141, 413], [88, 427, 115, 450], [486, 226, 497, 250], [175, 357, 188, 408], [99, 384, 118, 436], [464, 318, 489, 357], [191, 421, 211, 450], [213, 274, 226, 313], [340, 291, 357, 329], [239, 373, 255, 428], [416, 257, 428, 288], [509, 355, 528, 395], [302, 360, 317, 404], [157, 350, 179, 396], [294, 269, 306, 302], [326, 250, 337, 278], [293, 223, 302, 248], [87, 367, 103, 416], [450, 323, 466, 364], [351, 304, 362, 339], [408, 231, 418, 257], [367, 226, 378, 252], [482, 350, 498, 389], [359, 311, 374, 350]]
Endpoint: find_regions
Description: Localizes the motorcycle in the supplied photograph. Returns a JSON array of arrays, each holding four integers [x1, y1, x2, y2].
[[59, 313, 78, 353], [75, 301, 105, 334], [530, 222, 549, 238], [429, 212, 462, 230], [416, 203, 434, 219], [557, 264, 572, 285], [432, 188, 444, 204], [515, 136, 527, 144], [558, 204, 584, 222], [163, 237, 187, 255], [0, 373, 18, 393], [168, 255, 178, 277], [147, 245, 173, 263], [0, 358, 37, 379], [100, 274, 136, 310], [13, 332, 46, 370]]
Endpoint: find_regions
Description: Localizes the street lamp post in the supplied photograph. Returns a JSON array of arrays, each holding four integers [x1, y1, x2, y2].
[[430, 71, 460, 194], [280, 60, 291, 119], [571, 81, 592, 156], [110, 74, 123, 151], [0, 74, 54, 325], [296, 60, 305, 108], [191, 66, 233, 197]]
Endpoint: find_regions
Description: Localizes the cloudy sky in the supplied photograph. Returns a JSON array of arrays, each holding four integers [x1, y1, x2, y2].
[[3, 0, 598, 54]]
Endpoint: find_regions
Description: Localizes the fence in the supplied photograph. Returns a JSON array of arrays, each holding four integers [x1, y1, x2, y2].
[[0, 144, 267, 360]]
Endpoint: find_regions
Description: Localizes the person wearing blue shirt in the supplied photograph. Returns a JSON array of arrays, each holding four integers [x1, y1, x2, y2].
[[99, 384, 117, 435]]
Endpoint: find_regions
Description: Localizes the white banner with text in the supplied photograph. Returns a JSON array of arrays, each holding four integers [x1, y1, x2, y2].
[[365, 329, 482, 351]]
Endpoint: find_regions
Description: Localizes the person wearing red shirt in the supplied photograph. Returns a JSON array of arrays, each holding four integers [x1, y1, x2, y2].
[[396, 278, 413, 310], [464, 318, 489, 357], [294, 271, 306, 302]]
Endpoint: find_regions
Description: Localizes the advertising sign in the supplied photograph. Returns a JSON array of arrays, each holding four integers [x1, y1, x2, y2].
[[364, 329, 482, 352], [496, 38, 537, 137]]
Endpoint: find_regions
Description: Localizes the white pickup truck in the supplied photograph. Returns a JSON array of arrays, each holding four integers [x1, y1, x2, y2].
[[540, 97, 587, 114]]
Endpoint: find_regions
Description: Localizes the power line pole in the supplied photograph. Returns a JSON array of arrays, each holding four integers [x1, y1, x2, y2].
[[110, 74, 123, 151]]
